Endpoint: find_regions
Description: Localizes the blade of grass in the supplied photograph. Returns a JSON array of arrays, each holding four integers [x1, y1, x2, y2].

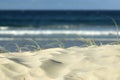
[[106, 16, 119, 44]]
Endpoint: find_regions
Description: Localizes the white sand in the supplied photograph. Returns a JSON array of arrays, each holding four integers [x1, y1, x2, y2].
[[0, 45, 120, 80]]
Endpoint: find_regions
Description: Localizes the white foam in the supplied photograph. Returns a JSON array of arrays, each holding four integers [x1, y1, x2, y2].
[[0, 30, 119, 36], [0, 26, 9, 30]]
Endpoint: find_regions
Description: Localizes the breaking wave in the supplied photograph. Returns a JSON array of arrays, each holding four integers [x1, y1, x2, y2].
[[0, 30, 119, 36]]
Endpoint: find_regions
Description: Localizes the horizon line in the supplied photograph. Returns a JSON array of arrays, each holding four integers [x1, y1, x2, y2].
[[0, 9, 120, 11]]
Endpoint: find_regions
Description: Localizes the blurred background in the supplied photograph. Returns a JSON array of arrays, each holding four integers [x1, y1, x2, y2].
[[0, 0, 120, 52]]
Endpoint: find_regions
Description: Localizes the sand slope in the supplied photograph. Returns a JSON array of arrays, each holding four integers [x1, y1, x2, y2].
[[0, 45, 120, 80]]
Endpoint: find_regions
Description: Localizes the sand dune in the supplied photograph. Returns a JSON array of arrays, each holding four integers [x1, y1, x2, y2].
[[0, 45, 120, 80]]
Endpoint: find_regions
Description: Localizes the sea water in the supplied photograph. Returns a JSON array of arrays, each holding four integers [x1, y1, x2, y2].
[[0, 10, 120, 52]]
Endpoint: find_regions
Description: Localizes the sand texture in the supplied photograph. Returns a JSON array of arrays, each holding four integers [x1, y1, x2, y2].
[[0, 45, 120, 80]]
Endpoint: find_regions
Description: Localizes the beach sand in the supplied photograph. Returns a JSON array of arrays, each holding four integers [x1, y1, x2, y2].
[[0, 45, 120, 80]]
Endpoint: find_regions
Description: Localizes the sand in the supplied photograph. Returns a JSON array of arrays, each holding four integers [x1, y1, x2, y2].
[[0, 45, 120, 80]]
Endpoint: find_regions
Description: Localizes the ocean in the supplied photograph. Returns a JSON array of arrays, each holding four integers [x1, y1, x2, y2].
[[0, 10, 120, 52]]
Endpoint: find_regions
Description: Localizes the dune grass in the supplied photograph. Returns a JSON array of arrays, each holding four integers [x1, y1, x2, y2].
[[107, 16, 119, 44]]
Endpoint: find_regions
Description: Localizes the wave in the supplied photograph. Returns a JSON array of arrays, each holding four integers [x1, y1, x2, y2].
[[0, 30, 119, 36], [0, 26, 9, 30]]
